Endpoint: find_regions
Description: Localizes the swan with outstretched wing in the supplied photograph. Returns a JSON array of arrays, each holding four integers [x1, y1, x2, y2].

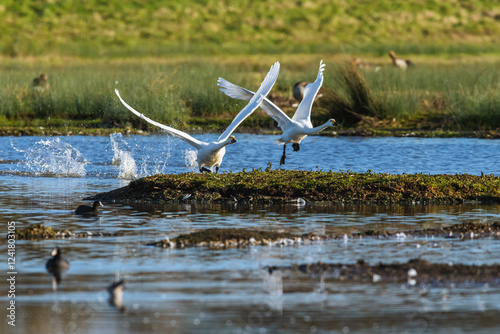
[[115, 61, 280, 172], [218, 60, 337, 165]]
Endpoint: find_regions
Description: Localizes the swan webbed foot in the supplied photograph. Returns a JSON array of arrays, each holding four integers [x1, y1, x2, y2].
[[215, 166, 219, 174], [280, 155, 286, 165], [292, 143, 300, 151], [200, 166, 212, 173], [280, 144, 287, 165]]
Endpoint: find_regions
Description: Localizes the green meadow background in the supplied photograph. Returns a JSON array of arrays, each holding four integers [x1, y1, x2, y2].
[[1, 0, 499, 134]]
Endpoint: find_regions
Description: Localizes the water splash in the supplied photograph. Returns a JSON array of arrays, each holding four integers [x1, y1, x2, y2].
[[109, 133, 137, 179], [184, 149, 198, 168], [136, 136, 172, 177], [23, 138, 87, 177]]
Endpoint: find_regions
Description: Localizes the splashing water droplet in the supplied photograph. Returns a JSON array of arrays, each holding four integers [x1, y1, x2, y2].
[[110, 133, 137, 179], [24, 138, 87, 177], [184, 149, 197, 168]]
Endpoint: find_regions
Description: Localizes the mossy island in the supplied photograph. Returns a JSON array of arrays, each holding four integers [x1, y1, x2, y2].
[[90, 170, 500, 205]]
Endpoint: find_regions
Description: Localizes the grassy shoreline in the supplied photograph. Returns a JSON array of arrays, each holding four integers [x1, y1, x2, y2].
[[2, 125, 499, 139], [1, 55, 500, 137]]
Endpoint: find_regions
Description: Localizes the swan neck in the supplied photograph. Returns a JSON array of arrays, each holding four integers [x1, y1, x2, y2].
[[308, 121, 332, 135]]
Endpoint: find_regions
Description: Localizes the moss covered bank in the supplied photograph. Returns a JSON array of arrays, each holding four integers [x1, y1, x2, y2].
[[90, 170, 500, 205]]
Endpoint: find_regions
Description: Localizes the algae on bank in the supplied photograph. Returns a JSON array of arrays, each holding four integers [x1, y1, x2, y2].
[[90, 170, 500, 205]]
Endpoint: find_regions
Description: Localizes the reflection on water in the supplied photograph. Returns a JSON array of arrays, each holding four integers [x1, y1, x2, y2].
[[1, 134, 500, 333]]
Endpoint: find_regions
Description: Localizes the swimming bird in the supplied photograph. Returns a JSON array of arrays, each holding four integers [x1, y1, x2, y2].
[[389, 50, 414, 70], [46, 246, 70, 286], [75, 201, 103, 216], [115, 62, 280, 173], [218, 60, 338, 165], [108, 279, 126, 311]]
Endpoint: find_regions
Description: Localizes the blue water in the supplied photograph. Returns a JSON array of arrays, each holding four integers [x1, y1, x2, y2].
[[1, 134, 500, 333], [2, 134, 499, 176]]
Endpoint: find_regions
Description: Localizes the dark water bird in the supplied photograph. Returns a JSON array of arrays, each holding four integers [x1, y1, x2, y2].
[[108, 279, 126, 312], [218, 60, 338, 165], [389, 50, 414, 70], [46, 246, 70, 288], [115, 62, 280, 173], [75, 201, 103, 216]]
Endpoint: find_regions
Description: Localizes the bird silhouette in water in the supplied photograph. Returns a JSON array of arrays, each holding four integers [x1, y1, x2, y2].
[[75, 201, 103, 216], [46, 246, 70, 290], [108, 279, 126, 312]]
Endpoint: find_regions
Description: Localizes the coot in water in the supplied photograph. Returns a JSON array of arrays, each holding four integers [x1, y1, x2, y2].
[[75, 201, 103, 216], [108, 279, 126, 311], [46, 246, 70, 287]]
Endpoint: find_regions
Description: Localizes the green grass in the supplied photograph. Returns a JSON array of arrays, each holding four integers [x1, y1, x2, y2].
[[1, 56, 500, 133], [1, 0, 500, 58], [320, 60, 500, 130], [1, 1, 500, 134]]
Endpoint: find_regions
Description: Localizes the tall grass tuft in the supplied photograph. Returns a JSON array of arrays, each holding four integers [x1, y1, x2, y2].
[[321, 63, 385, 127]]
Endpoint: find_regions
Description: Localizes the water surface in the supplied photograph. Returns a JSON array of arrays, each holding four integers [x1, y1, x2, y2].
[[1, 134, 500, 333]]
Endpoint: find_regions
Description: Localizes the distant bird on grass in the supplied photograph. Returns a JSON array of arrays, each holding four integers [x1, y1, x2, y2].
[[32, 74, 50, 92], [115, 61, 280, 173], [75, 201, 103, 216], [389, 50, 414, 70], [293, 81, 308, 101], [351, 57, 380, 72], [218, 60, 338, 165]]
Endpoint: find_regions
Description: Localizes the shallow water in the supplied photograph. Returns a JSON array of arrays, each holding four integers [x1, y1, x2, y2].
[[1, 134, 500, 333]]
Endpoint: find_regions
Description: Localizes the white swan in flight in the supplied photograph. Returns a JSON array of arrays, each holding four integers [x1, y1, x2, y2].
[[218, 60, 338, 165], [115, 61, 280, 173]]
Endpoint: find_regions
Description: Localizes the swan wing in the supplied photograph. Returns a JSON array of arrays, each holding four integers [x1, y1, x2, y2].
[[218, 61, 280, 141], [218, 69, 293, 132], [114, 89, 203, 150], [292, 60, 325, 123]]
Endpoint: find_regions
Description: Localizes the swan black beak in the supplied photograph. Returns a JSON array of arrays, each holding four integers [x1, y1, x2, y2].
[[230, 136, 237, 144], [331, 119, 339, 126]]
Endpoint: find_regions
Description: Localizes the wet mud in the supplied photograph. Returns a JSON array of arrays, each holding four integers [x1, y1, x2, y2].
[[13, 223, 129, 240], [266, 258, 500, 286], [13, 221, 500, 242], [148, 221, 500, 249]]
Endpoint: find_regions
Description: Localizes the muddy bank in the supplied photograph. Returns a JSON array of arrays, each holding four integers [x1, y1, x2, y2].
[[13, 224, 128, 240], [2, 125, 499, 139], [149, 221, 500, 249], [266, 258, 500, 286], [14, 221, 500, 242], [90, 171, 500, 205]]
